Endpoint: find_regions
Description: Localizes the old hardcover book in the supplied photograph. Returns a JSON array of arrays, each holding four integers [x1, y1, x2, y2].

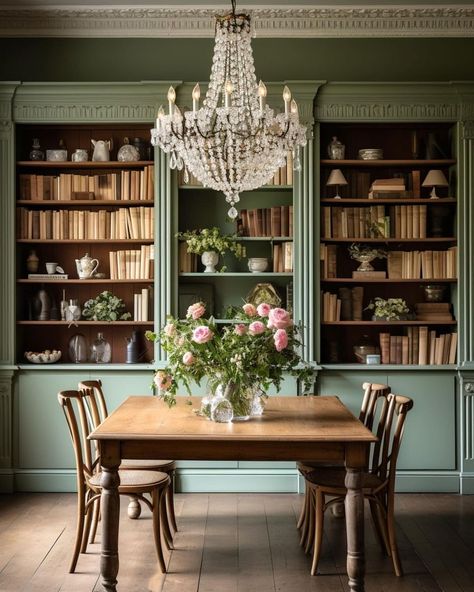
[[389, 336, 397, 364], [448, 332, 458, 364], [270, 207, 281, 237], [283, 242, 293, 273], [352, 270, 386, 279], [402, 336, 409, 365], [351, 286, 364, 321], [379, 332, 390, 364], [338, 287, 352, 320], [418, 326, 429, 365], [411, 170, 421, 198]]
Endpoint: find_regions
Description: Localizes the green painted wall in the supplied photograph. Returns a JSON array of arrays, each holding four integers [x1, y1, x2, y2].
[[1, 38, 474, 82]]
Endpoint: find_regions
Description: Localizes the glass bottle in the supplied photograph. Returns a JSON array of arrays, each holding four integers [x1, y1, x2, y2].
[[327, 136, 345, 160], [90, 332, 112, 363], [68, 333, 88, 363], [29, 138, 44, 161]]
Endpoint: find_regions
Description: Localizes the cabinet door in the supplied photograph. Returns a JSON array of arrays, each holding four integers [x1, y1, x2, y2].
[[388, 372, 456, 470]]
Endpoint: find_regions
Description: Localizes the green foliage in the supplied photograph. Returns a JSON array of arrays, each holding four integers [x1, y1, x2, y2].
[[366, 297, 410, 321], [176, 226, 245, 258], [82, 291, 131, 321]]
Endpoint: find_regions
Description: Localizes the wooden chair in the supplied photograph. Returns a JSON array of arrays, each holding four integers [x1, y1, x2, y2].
[[58, 389, 171, 574], [302, 393, 414, 576], [296, 382, 391, 554], [78, 380, 178, 541]]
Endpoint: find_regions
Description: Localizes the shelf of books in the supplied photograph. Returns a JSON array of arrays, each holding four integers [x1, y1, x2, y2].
[[176, 157, 295, 321], [16, 124, 156, 364], [319, 122, 458, 366]]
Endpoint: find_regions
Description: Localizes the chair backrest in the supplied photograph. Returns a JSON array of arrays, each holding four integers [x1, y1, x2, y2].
[[78, 379, 109, 427], [370, 393, 414, 488], [58, 389, 98, 496], [359, 382, 391, 430]]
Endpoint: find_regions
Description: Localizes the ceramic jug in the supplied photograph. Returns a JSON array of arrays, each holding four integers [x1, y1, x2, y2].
[[91, 139, 112, 161], [75, 253, 99, 279]]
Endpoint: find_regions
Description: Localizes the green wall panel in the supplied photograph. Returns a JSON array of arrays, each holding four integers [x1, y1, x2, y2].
[[2, 38, 474, 83], [318, 370, 457, 473]]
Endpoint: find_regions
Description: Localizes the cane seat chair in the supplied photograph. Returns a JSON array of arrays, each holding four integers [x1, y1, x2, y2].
[[58, 389, 171, 574], [302, 393, 414, 577], [297, 382, 391, 554], [78, 379, 178, 538]]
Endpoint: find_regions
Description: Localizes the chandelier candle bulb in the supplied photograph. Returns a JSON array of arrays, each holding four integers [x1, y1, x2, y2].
[[258, 80, 267, 111], [290, 99, 299, 117], [224, 79, 234, 108], [156, 106, 165, 130], [283, 86, 292, 116], [192, 83, 201, 113], [167, 86, 176, 115]]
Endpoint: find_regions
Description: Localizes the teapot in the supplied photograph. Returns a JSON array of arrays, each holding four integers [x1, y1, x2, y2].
[[91, 139, 112, 162], [75, 253, 99, 279]]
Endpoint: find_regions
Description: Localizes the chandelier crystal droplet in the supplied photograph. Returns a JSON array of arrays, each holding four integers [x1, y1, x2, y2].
[[150, 1, 307, 219]]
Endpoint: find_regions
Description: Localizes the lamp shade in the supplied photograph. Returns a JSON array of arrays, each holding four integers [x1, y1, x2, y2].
[[422, 169, 449, 198], [422, 169, 448, 188], [326, 169, 348, 186]]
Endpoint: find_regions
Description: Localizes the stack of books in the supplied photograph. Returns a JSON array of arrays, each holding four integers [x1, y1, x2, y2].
[[414, 302, 453, 321], [133, 286, 153, 321], [379, 328, 457, 365], [320, 243, 338, 279], [272, 242, 293, 272], [239, 206, 293, 237], [369, 177, 408, 199], [387, 248, 457, 279], [321, 291, 341, 322], [109, 245, 154, 280]]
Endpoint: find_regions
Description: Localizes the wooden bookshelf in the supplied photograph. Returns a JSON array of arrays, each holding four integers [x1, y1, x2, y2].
[[319, 122, 458, 366], [15, 123, 156, 364]]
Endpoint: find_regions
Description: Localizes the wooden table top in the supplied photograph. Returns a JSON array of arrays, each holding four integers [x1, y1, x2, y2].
[[89, 395, 376, 444]]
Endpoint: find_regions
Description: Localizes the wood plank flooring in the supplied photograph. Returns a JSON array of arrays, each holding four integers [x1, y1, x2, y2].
[[0, 492, 473, 592]]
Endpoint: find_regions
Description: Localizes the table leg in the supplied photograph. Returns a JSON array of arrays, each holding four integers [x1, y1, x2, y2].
[[100, 465, 120, 592], [345, 467, 365, 592]]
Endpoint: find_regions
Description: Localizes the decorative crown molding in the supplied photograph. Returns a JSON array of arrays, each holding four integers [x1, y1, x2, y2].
[[0, 6, 473, 38]]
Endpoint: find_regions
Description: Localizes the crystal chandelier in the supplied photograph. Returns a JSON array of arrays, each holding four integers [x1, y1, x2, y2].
[[150, 0, 307, 219]]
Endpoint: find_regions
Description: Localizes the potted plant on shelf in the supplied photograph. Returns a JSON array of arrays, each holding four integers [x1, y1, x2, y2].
[[348, 243, 387, 273], [82, 291, 131, 321], [366, 297, 410, 321], [145, 302, 313, 422], [176, 226, 245, 272]]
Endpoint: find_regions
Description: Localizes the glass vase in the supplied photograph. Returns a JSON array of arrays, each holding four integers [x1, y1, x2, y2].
[[223, 382, 252, 421], [90, 332, 112, 363], [68, 333, 88, 363]]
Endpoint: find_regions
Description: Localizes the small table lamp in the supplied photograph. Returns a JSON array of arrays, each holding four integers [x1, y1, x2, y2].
[[326, 169, 348, 199], [422, 169, 448, 199]]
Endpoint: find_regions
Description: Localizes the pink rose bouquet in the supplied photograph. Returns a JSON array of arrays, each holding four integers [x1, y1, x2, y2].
[[146, 301, 312, 409]]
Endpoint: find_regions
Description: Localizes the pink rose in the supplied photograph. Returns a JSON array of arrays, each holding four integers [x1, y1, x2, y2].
[[187, 302, 205, 320], [274, 328, 289, 352], [182, 351, 195, 366], [234, 323, 247, 336], [154, 370, 172, 391], [257, 302, 271, 317], [192, 325, 214, 344], [249, 321, 266, 335], [242, 303, 257, 316], [163, 323, 176, 337], [268, 307, 292, 329]]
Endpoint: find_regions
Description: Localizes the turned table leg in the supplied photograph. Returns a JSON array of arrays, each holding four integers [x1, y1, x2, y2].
[[100, 448, 121, 592], [345, 466, 365, 592]]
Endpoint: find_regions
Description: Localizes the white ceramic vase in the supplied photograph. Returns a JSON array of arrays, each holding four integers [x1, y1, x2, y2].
[[201, 251, 219, 273]]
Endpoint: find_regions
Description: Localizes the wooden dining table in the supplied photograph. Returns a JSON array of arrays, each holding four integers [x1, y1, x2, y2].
[[89, 395, 376, 592]]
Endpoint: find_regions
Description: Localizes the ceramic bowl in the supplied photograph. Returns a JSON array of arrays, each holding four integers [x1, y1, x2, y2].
[[248, 258, 269, 273], [25, 350, 62, 364], [358, 148, 383, 160]]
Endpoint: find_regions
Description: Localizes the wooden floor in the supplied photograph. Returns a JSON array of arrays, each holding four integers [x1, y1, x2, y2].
[[1, 492, 473, 592]]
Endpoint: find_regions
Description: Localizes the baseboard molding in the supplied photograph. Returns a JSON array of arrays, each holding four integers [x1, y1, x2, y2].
[[0, 469, 14, 493], [460, 474, 474, 494], [11, 468, 464, 494]]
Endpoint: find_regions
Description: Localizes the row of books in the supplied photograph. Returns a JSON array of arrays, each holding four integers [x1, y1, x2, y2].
[[133, 287, 153, 322], [379, 328, 457, 365], [18, 167, 155, 201], [179, 154, 294, 187], [321, 205, 428, 240], [238, 206, 293, 238], [322, 205, 386, 239], [273, 242, 293, 273], [321, 291, 341, 322], [387, 248, 457, 279], [178, 242, 198, 273], [109, 245, 154, 280], [17, 207, 154, 240], [320, 243, 338, 279]]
